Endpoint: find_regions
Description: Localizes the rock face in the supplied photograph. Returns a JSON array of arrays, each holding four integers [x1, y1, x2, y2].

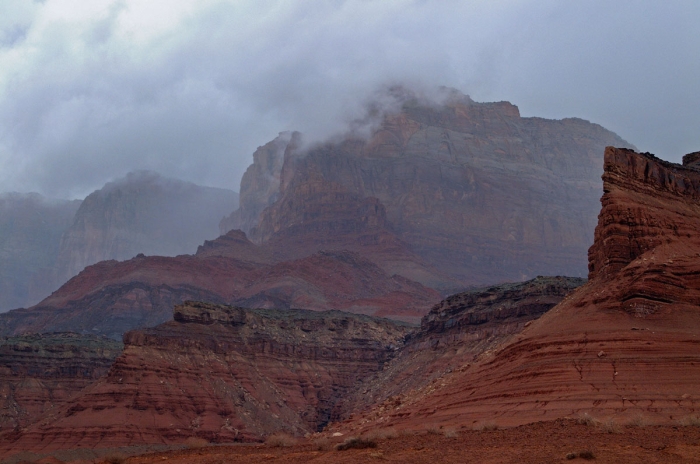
[[54, 171, 238, 286], [0, 302, 410, 452], [336, 276, 584, 417], [0, 333, 122, 432], [225, 90, 633, 288], [338, 147, 700, 433], [0, 238, 439, 339], [0, 194, 80, 312]]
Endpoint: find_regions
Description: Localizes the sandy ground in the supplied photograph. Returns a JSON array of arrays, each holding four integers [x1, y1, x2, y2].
[[8, 419, 698, 464]]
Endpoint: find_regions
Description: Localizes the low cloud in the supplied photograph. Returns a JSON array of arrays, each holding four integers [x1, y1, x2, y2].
[[1, 0, 698, 199]]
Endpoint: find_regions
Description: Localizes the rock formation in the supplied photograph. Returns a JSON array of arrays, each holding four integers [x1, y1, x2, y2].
[[0, 194, 80, 312], [336, 147, 700, 433], [224, 89, 633, 288], [54, 171, 238, 286], [0, 302, 410, 452], [0, 333, 122, 432], [336, 276, 584, 417], [0, 238, 440, 339]]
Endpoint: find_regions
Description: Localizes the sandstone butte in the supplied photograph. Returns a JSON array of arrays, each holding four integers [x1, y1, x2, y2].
[[0, 90, 630, 337], [331, 147, 700, 435]]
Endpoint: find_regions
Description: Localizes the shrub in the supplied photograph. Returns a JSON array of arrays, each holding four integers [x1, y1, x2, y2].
[[680, 415, 700, 427], [600, 419, 622, 434], [566, 450, 596, 460], [265, 432, 297, 447], [184, 437, 209, 449], [443, 427, 458, 438], [576, 413, 600, 427], [336, 437, 378, 451], [103, 453, 126, 464], [475, 422, 498, 431], [313, 437, 332, 451]]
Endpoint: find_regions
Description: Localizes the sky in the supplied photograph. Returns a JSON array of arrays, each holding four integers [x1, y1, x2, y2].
[[1, 0, 698, 199]]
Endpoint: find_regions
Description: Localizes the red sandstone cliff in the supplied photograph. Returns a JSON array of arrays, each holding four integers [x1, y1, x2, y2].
[[225, 90, 633, 288], [0, 302, 410, 453], [335, 147, 700, 434]]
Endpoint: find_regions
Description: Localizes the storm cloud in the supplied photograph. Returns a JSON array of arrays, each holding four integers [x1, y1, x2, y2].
[[1, 0, 698, 199]]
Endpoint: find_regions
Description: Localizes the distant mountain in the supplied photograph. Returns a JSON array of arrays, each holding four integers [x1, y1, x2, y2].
[[53, 171, 238, 287], [0, 173, 238, 313], [0, 193, 80, 311]]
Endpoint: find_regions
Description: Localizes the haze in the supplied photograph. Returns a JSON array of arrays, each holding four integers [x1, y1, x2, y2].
[[1, 0, 698, 199]]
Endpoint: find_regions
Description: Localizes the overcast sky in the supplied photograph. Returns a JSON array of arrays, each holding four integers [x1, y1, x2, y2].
[[1, 0, 698, 199]]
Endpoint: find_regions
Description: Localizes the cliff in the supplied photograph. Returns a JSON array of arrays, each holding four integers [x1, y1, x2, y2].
[[0, 194, 80, 312], [53, 171, 238, 286], [227, 90, 633, 288], [336, 276, 584, 417], [0, 333, 122, 432], [337, 147, 700, 433], [0, 242, 439, 339], [0, 302, 410, 452]]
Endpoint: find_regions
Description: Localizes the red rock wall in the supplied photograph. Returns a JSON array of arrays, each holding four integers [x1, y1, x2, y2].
[[0, 303, 410, 453]]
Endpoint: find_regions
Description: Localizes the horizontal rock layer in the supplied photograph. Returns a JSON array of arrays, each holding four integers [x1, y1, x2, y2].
[[0, 302, 410, 453], [0, 333, 122, 432], [336, 147, 700, 433]]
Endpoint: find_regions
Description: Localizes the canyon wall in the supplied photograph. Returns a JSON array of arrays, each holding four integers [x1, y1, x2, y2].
[[227, 91, 633, 288], [336, 147, 700, 434], [0, 302, 410, 452], [0, 333, 122, 432]]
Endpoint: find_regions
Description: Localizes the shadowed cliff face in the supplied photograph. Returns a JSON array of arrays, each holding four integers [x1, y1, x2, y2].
[[224, 92, 633, 289], [336, 147, 700, 434], [54, 171, 239, 286], [0, 302, 411, 451], [0, 333, 122, 432], [0, 194, 81, 312]]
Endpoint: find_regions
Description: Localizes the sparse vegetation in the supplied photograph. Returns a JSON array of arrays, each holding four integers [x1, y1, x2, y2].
[[184, 436, 209, 449], [600, 418, 622, 434], [443, 427, 458, 438], [103, 453, 126, 464], [336, 436, 378, 451], [366, 428, 398, 440], [426, 427, 442, 435], [312, 437, 332, 451], [265, 432, 298, 447], [679, 415, 700, 427], [576, 413, 600, 427], [566, 450, 596, 460], [628, 414, 649, 427], [475, 421, 498, 431]]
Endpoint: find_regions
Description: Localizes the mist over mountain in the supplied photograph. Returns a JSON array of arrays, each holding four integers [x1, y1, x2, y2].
[[0, 193, 80, 311], [0, 173, 237, 313]]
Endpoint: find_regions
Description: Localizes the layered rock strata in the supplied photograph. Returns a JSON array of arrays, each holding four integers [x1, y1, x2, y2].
[[226, 89, 633, 288], [0, 302, 410, 453], [0, 241, 438, 339], [0, 333, 122, 432], [336, 276, 584, 417], [337, 147, 700, 433]]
